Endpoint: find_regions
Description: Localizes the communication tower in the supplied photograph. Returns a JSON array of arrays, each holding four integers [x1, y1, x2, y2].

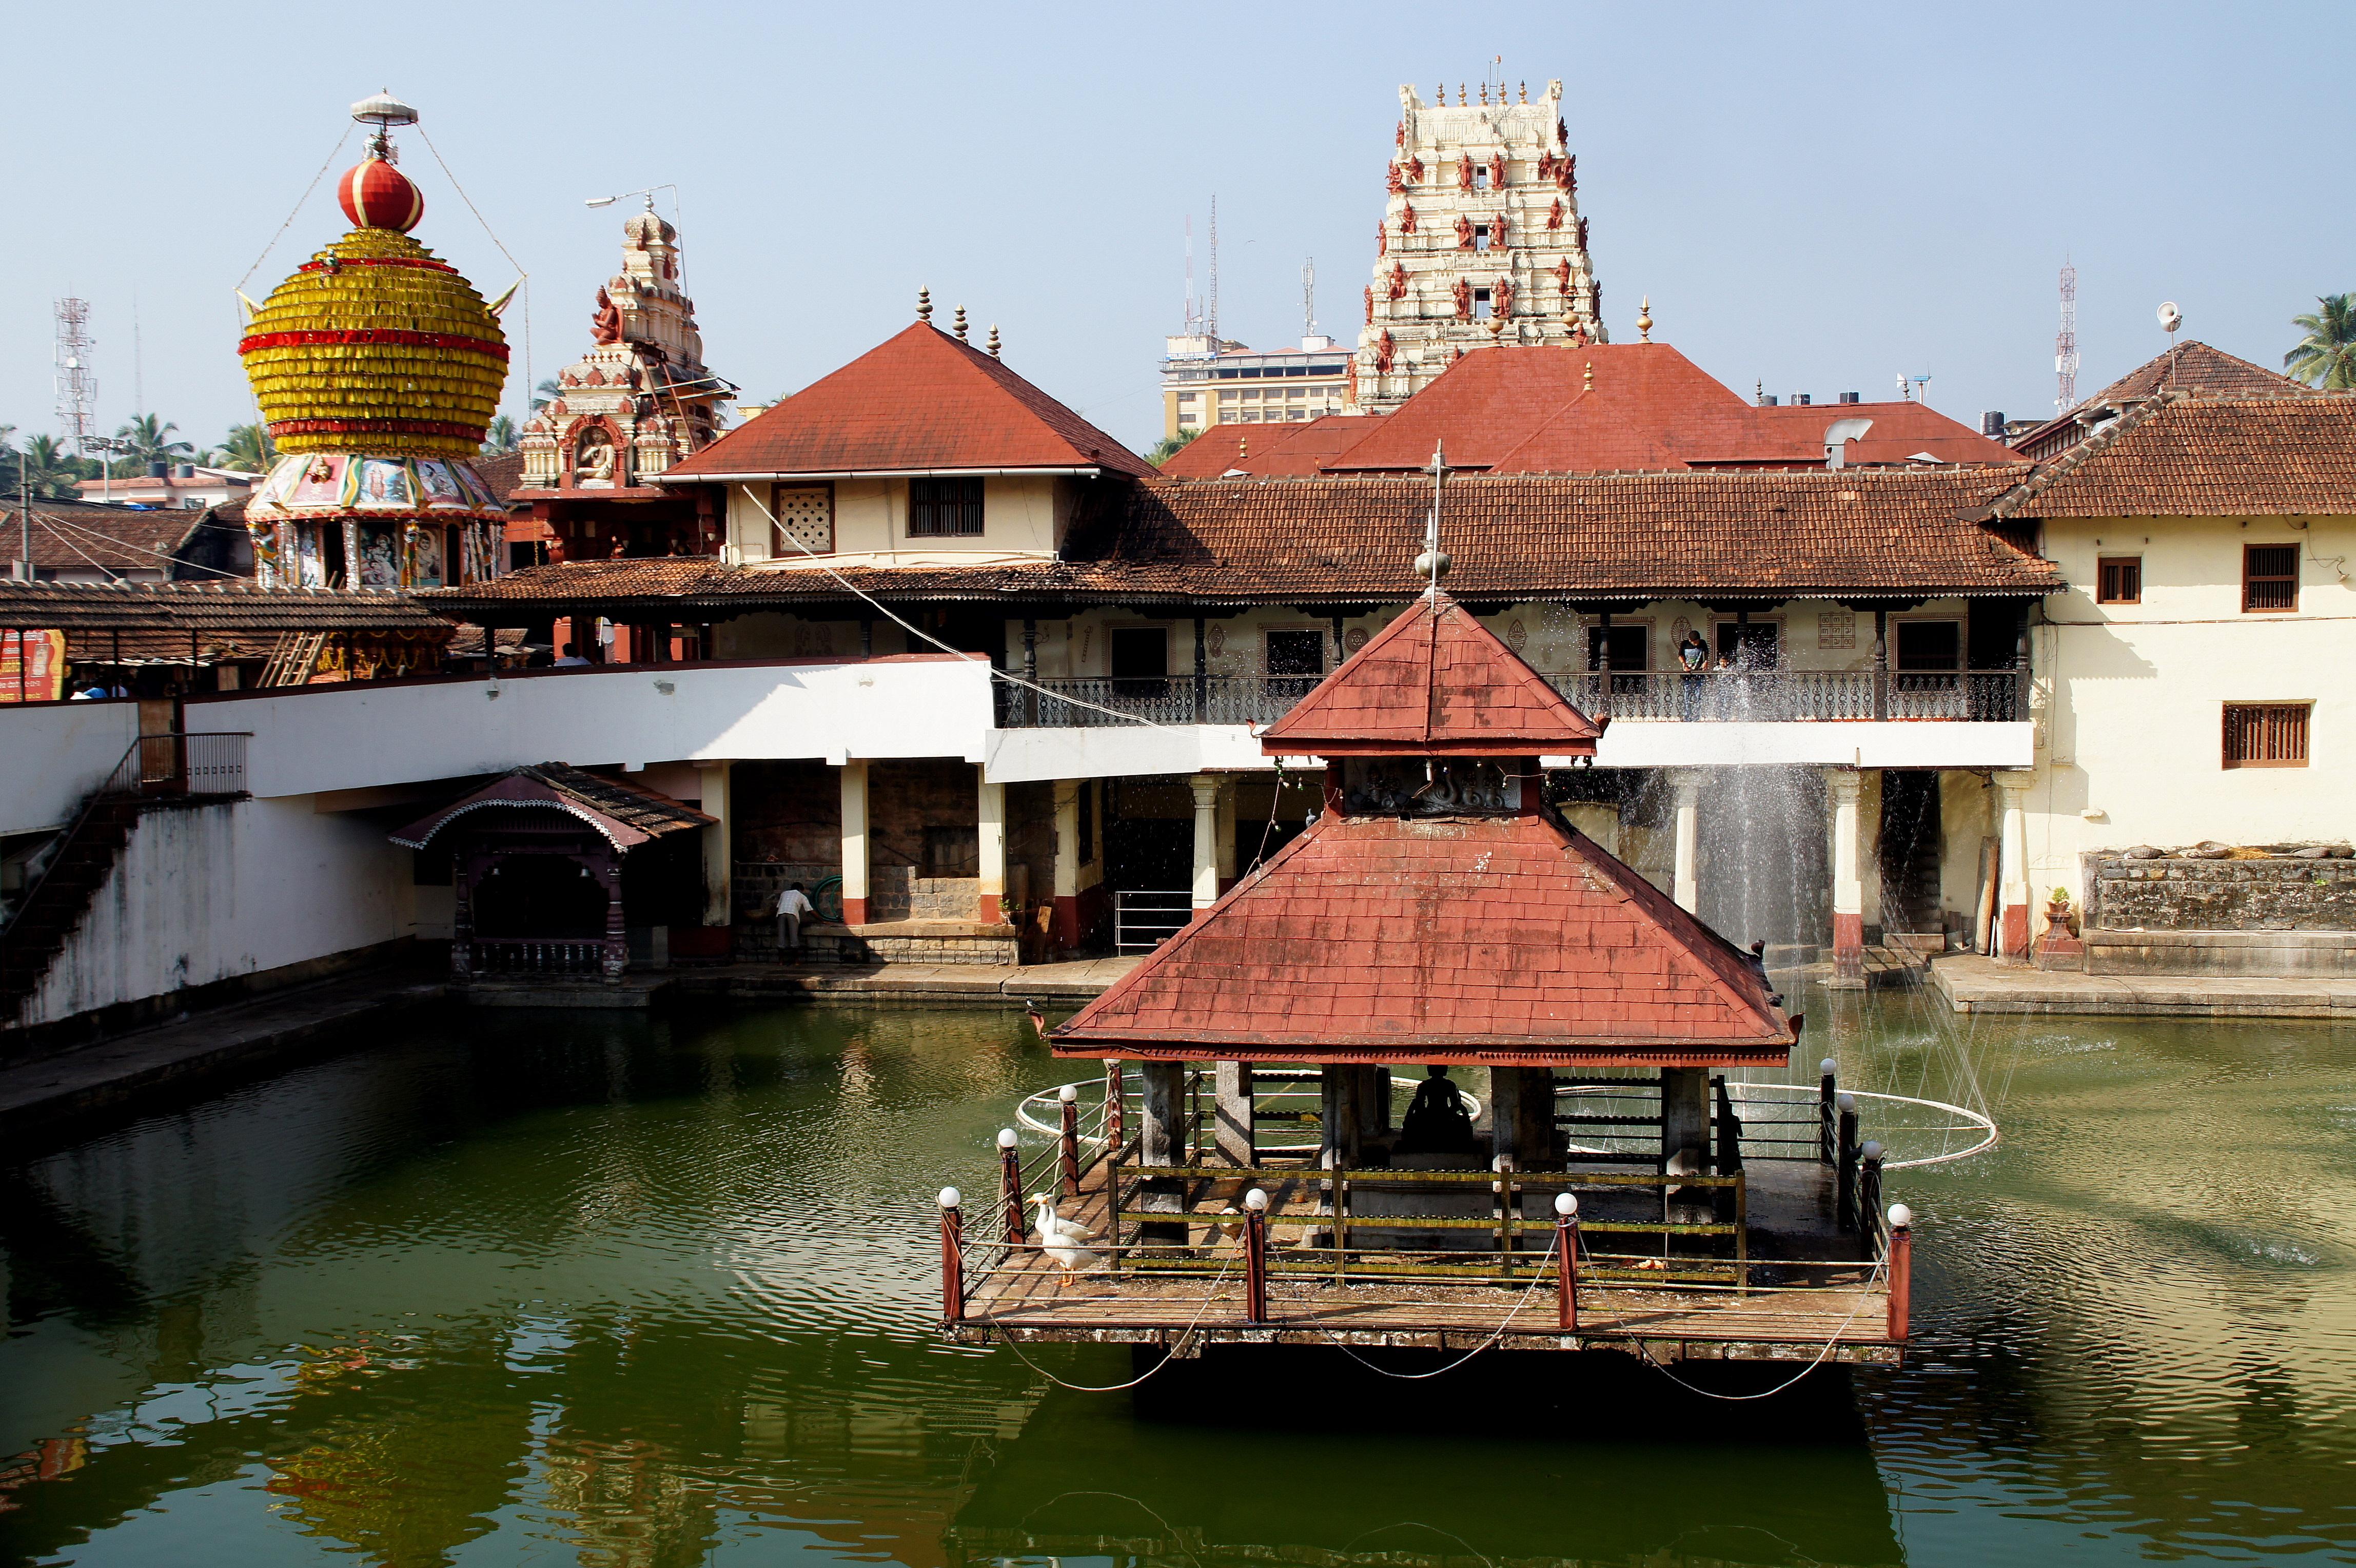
[[1206, 194, 1220, 341], [1183, 214, 1200, 332], [2055, 260, 2079, 411], [1301, 257, 1317, 339], [53, 298, 97, 448]]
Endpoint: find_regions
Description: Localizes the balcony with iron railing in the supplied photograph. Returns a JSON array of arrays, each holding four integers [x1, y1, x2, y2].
[[994, 667, 2030, 729]]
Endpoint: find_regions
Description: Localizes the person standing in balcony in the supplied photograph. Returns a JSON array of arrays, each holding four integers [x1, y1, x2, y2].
[[1677, 630, 1709, 719], [773, 882, 815, 958]]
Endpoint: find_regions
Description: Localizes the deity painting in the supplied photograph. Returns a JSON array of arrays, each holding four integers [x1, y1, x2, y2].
[[455, 466, 499, 510], [354, 458, 415, 509], [359, 524, 401, 589], [408, 523, 444, 587], [416, 461, 465, 508], [289, 454, 346, 508], [294, 523, 327, 587], [257, 455, 303, 508]]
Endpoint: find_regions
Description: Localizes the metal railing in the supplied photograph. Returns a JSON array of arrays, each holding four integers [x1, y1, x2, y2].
[[95, 732, 251, 799], [993, 668, 2029, 727], [1112, 889, 1193, 953]]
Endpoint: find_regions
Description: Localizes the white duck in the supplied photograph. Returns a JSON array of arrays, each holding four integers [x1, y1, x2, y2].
[[1030, 1193, 1101, 1285]]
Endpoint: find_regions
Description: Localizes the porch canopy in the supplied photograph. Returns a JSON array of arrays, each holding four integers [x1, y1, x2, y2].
[[1049, 592, 1796, 1068], [390, 762, 712, 853]]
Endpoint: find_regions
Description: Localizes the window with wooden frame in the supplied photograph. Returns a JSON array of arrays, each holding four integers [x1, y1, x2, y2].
[[770, 484, 834, 554], [2243, 543, 2299, 612], [2222, 702, 2310, 768], [2096, 555, 2141, 604], [907, 476, 985, 537]]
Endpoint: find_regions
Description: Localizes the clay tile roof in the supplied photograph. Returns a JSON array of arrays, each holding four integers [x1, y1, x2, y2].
[[1049, 811, 1794, 1064], [1156, 416, 1385, 479], [0, 500, 207, 573], [2010, 341, 2319, 460], [470, 450, 528, 503], [662, 322, 1152, 480], [389, 761, 713, 852], [1992, 393, 2356, 520], [0, 578, 457, 635], [1261, 591, 1599, 754]]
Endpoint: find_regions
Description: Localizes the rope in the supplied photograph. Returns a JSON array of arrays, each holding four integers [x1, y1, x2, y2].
[[235, 127, 350, 292], [1615, 1251, 1891, 1402], [741, 485, 1162, 728], [976, 1248, 1234, 1394], [1321, 1230, 1561, 1379], [416, 126, 532, 431]]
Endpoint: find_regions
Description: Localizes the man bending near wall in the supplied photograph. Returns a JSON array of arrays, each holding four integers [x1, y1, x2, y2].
[[773, 882, 815, 959]]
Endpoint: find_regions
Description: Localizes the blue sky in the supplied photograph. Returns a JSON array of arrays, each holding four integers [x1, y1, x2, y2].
[[5, 1, 2345, 457]]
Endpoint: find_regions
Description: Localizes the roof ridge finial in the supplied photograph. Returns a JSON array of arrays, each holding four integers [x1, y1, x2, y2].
[[987, 324, 1001, 359], [954, 306, 969, 342], [1417, 440, 1451, 599], [1637, 296, 1653, 343], [1585, 360, 1595, 392], [917, 287, 932, 323]]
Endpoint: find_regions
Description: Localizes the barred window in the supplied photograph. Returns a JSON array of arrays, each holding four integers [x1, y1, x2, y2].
[[2243, 543, 2298, 612], [2096, 556, 2141, 604], [2222, 702, 2309, 768], [908, 477, 984, 537]]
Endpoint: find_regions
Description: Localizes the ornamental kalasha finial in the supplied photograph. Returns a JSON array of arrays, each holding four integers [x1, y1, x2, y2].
[[917, 287, 933, 323]]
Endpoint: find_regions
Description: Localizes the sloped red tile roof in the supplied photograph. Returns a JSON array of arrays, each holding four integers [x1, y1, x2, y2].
[[1991, 393, 2356, 520], [2010, 341, 2318, 460], [422, 465, 2056, 616], [0, 501, 207, 573], [1049, 810, 1795, 1064], [470, 450, 528, 503], [390, 762, 713, 853], [1260, 592, 1599, 755], [1156, 416, 1382, 479], [1736, 401, 2015, 468], [662, 323, 1152, 480]]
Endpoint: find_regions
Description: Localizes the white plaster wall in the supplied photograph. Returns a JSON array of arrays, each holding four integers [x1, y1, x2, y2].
[[985, 723, 1277, 785], [19, 796, 414, 1028], [1583, 721, 2032, 770], [0, 701, 140, 835], [188, 655, 996, 798], [724, 475, 1068, 562]]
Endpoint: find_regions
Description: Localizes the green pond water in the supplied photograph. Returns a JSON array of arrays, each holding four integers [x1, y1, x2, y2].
[[2, 985, 2352, 1567]]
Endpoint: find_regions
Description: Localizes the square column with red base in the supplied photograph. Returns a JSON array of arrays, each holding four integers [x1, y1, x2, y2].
[[977, 771, 1007, 925], [1994, 769, 2034, 962], [838, 759, 870, 926], [1824, 767, 1866, 985]]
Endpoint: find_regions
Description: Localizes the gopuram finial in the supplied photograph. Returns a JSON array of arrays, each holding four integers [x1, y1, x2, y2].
[[917, 287, 933, 323], [954, 306, 969, 342], [1520, 81, 1528, 103]]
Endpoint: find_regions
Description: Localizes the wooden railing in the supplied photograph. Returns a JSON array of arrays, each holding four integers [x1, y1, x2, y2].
[[467, 937, 609, 975]]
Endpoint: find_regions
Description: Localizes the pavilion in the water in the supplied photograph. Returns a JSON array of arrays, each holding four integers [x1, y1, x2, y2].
[[942, 585, 1914, 1368]]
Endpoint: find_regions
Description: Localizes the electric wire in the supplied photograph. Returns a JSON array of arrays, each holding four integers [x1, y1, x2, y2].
[[975, 1251, 1234, 1393], [415, 126, 533, 421], [234, 126, 351, 293]]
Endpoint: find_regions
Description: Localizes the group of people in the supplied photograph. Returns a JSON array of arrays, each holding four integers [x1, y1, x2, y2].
[[1675, 630, 1770, 675]]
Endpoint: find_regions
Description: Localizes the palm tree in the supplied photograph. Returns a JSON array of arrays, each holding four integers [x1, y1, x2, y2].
[[1147, 427, 1203, 466], [115, 414, 195, 469], [212, 422, 276, 472], [19, 436, 87, 499], [532, 377, 562, 411], [2285, 295, 2356, 388], [481, 415, 520, 455]]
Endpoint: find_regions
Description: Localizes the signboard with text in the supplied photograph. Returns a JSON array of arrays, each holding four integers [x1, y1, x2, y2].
[[0, 630, 68, 702]]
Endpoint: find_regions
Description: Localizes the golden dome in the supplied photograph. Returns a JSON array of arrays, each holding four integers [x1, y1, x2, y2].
[[240, 225, 507, 459]]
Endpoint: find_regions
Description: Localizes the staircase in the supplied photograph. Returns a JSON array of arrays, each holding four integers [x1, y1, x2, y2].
[[260, 631, 328, 687], [1, 733, 251, 1023]]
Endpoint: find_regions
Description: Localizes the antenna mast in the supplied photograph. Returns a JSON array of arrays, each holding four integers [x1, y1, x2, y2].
[[1184, 215, 1197, 331], [1207, 195, 1219, 342], [1301, 257, 1316, 339], [2055, 259, 2079, 411], [53, 298, 97, 449]]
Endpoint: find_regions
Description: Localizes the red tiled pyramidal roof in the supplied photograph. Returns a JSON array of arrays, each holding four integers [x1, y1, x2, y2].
[[1050, 811, 1795, 1064], [1259, 591, 1600, 756], [1156, 415, 1382, 478], [663, 322, 1152, 480]]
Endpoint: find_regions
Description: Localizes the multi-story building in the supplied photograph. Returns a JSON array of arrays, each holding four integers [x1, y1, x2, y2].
[[74, 465, 258, 511], [1159, 333, 1355, 440], [1354, 79, 1605, 413]]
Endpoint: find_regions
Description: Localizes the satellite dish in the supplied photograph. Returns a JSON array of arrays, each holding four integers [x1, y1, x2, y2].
[[2157, 301, 2183, 334]]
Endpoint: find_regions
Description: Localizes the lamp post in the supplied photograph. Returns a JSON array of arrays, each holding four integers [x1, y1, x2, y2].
[[584, 185, 684, 290], [82, 435, 133, 505]]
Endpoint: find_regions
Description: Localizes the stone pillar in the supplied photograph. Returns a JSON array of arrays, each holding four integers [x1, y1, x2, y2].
[[1051, 778, 1082, 948], [1189, 774, 1220, 919], [1139, 1060, 1189, 1242], [1214, 779, 1238, 893], [696, 760, 732, 927], [838, 760, 870, 926], [1825, 768, 1865, 985], [1357, 1064, 1392, 1138], [1671, 770, 1703, 913], [1488, 1067, 1522, 1166], [1490, 1067, 1556, 1170], [1995, 769, 2034, 961], [1214, 1060, 1255, 1166], [1319, 1064, 1361, 1168], [1660, 1067, 1711, 1170], [977, 770, 1007, 925]]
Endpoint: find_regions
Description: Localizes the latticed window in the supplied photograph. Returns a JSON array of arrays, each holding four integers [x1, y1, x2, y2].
[[770, 484, 833, 554], [2222, 702, 2309, 768], [2243, 543, 2298, 612], [908, 477, 985, 537], [2096, 556, 2141, 604]]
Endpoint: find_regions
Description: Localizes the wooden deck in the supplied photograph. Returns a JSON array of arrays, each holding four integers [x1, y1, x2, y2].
[[950, 1151, 1904, 1366]]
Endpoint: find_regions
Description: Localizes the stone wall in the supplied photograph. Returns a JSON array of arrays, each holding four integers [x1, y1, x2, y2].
[[2082, 852, 2356, 976]]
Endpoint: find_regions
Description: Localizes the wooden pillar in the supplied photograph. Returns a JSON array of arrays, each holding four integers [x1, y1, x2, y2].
[[450, 852, 479, 980], [1020, 617, 1038, 726], [1214, 1060, 1255, 1166], [696, 760, 732, 927], [599, 852, 626, 981], [1491, 1067, 1555, 1169], [1671, 769, 1702, 913], [1488, 1066, 1522, 1166], [977, 769, 1006, 925], [1995, 769, 2033, 961], [838, 760, 870, 926], [1872, 607, 1890, 720], [1138, 1060, 1188, 1241], [1825, 768, 1864, 984], [1319, 1064, 1360, 1168], [1191, 615, 1208, 721]]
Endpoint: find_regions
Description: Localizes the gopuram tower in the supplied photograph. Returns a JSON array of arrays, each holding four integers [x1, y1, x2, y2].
[[241, 92, 512, 590], [1353, 79, 1605, 414]]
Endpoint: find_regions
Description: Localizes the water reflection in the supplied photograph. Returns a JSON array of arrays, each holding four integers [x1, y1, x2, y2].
[[1, 994, 2351, 1566]]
